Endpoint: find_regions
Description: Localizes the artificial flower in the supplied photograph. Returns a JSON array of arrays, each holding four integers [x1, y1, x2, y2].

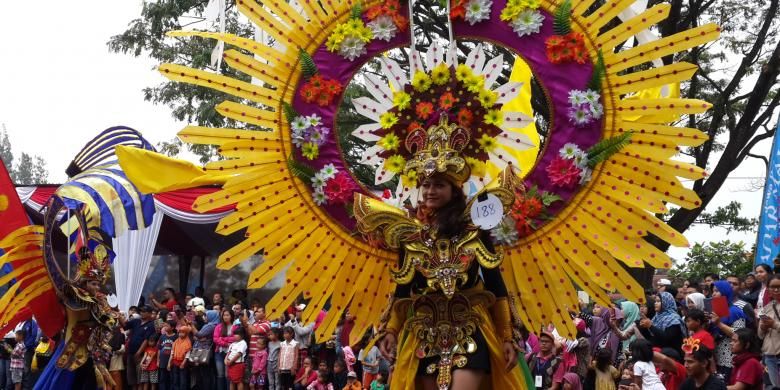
[[431, 63, 451, 85], [579, 167, 592, 184], [312, 189, 329, 205], [484, 109, 503, 126], [323, 79, 343, 97], [307, 114, 323, 127], [457, 108, 474, 127], [568, 90, 588, 106], [490, 216, 520, 245], [300, 83, 319, 103], [569, 106, 593, 126], [393, 91, 412, 111], [378, 133, 401, 151], [367, 15, 398, 41], [559, 143, 581, 159], [379, 112, 399, 129], [384, 155, 406, 173], [501, 0, 541, 21], [415, 101, 435, 120], [309, 74, 325, 89], [450, 0, 467, 20], [589, 102, 604, 119], [478, 89, 498, 108], [465, 0, 493, 25], [455, 64, 473, 81], [572, 149, 589, 169], [582, 89, 600, 104], [320, 163, 338, 180], [401, 170, 417, 187], [411, 71, 432, 92], [546, 156, 582, 188], [407, 121, 423, 133], [509, 10, 544, 37], [339, 36, 368, 61], [463, 74, 485, 93], [311, 172, 328, 190], [324, 171, 356, 204], [291, 116, 309, 132], [477, 134, 499, 152], [546, 32, 588, 64], [301, 142, 319, 160], [465, 156, 486, 177], [439, 92, 457, 110], [309, 126, 330, 146]]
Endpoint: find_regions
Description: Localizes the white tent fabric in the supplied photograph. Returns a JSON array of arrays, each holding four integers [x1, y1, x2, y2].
[[15, 187, 35, 203], [154, 199, 231, 224], [112, 209, 164, 313]]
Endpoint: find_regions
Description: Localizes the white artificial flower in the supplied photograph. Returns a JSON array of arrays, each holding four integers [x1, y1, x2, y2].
[[291, 116, 309, 133], [572, 149, 589, 169], [367, 15, 398, 42], [559, 143, 581, 159], [589, 102, 604, 119], [308, 130, 324, 145], [510, 10, 544, 37], [339, 36, 368, 61], [490, 216, 520, 245], [579, 167, 592, 184], [312, 189, 329, 206], [319, 163, 338, 180], [569, 106, 593, 127], [582, 89, 600, 105], [465, 0, 493, 25], [291, 127, 306, 147], [568, 90, 587, 106], [311, 172, 327, 190], [307, 114, 322, 127]]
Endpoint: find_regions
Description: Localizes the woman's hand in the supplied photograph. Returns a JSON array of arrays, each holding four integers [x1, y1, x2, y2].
[[378, 332, 397, 363], [503, 341, 517, 371], [639, 318, 652, 329]]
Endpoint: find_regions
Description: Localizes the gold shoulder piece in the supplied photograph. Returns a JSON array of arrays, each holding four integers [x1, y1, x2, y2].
[[353, 193, 423, 249], [463, 167, 521, 219]]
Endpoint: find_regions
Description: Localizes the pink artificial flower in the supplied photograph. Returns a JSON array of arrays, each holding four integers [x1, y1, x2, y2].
[[546, 156, 582, 188]]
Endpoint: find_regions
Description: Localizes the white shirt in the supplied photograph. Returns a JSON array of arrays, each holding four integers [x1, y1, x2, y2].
[[226, 340, 247, 363], [633, 361, 665, 390]]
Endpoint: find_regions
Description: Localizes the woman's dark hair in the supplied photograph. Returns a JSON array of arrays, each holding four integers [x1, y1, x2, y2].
[[165, 287, 177, 300], [595, 348, 612, 372], [689, 345, 714, 367], [734, 328, 761, 355], [220, 309, 235, 337], [422, 175, 467, 238], [756, 264, 773, 283], [686, 308, 707, 324], [630, 339, 653, 363]]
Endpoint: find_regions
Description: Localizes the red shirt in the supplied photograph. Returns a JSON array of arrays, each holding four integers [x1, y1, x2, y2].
[[660, 360, 686, 390], [248, 320, 271, 355], [729, 353, 763, 389], [295, 367, 318, 385], [690, 329, 715, 350], [142, 346, 159, 371]]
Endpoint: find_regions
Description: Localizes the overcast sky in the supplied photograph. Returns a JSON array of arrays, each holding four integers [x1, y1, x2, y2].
[[0, 1, 775, 264]]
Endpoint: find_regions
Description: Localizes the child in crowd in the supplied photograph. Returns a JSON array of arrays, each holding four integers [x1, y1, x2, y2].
[[369, 372, 387, 390], [294, 357, 318, 389], [169, 326, 192, 390], [591, 348, 619, 390], [343, 371, 361, 390], [630, 340, 665, 390], [157, 321, 176, 390], [331, 360, 347, 390], [9, 330, 25, 390], [226, 328, 248, 390], [250, 336, 268, 389], [358, 344, 380, 389], [268, 328, 282, 390], [140, 334, 160, 389], [306, 370, 334, 390], [684, 309, 715, 349], [618, 364, 633, 389], [279, 326, 300, 390]]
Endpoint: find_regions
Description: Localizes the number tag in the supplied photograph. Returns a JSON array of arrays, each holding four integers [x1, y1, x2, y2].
[[534, 375, 543, 388], [470, 193, 503, 230], [107, 294, 119, 308]]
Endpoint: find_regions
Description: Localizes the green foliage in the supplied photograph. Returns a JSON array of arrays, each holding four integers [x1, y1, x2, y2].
[[350, 3, 363, 20], [666, 201, 758, 234], [0, 127, 48, 185], [299, 49, 319, 80], [587, 50, 605, 92], [669, 240, 754, 282], [287, 155, 315, 182], [282, 102, 300, 124], [586, 131, 633, 168], [553, 0, 572, 36]]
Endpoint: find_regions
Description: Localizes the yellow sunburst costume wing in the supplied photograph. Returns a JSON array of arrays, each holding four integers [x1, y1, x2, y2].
[[117, 0, 717, 352]]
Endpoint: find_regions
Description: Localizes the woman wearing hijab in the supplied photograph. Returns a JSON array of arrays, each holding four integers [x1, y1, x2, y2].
[[686, 292, 706, 311], [580, 305, 621, 363], [561, 372, 582, 390], [637, 292, 686, 357], [710, 280, 747, 380], [609, 301, 645, 357], [192, 310, 220, 389]]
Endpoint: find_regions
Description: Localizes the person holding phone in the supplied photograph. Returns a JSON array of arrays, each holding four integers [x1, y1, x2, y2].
[[637, 292, 686, 358], [758, 274, 780, 388], [710, 281, 747, 380]]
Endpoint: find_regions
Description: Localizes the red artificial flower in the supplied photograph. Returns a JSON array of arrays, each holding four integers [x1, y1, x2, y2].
[[439, 92, 457, 110], [324, 172, 356, 204], [415, 102, 434, 120], [546, 156, 582, 188], [366, 5, 384, 19], [384, 0, 401, 15], [300, 83, 318, 103], [309, 74, 325, 89], [545, 36, 565, 50], [324, 79, 343, 96], [407, 121, 423, 133], [524, 197, 544, 218], [393, 14, 409, 31], [316, 92, 333, 107], [450, 0, 467, 19], [456, 108, 474, 127]]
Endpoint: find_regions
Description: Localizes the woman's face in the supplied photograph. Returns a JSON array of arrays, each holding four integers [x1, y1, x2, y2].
[[592, 306, 603, 316], [730, 333, 744, 354], [640, 305, 648, 316], [222, 310, 232, 324], [712, 287, 721, 298], [746, 275, 756, 288], [654, 296, 662, 313], [755, 266, 769, 283], [770, 278, 780, 301], [686, 297, 696, 310], [421, 176, 454, 210]]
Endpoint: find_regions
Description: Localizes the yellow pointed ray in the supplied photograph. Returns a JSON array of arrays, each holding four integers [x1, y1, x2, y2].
[[115, 146, 227, 193]]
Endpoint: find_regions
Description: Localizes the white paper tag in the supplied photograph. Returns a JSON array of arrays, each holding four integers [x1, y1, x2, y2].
[[535, 375, 543, 388], [107, 294, 119, 308], [470, 193, 503, 230]]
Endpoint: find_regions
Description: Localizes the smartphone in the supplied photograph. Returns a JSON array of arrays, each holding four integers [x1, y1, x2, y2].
[[703, 297, 713, 313], [760, 314, 771, 321]]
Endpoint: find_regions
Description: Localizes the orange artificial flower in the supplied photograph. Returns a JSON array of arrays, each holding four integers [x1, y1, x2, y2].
[[439, 92, 457, 110], [415, 102, 434, 120]]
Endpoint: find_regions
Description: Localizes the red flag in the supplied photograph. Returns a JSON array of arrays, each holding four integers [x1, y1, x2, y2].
[[0, 159, 28, 238]]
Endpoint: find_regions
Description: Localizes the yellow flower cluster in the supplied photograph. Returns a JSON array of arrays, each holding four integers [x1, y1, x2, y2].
[[430, 63, 451, 85], [393, 91, 411, 111], [326, 19, 374, 52], [465, 157, 487, 177], [478, 133, 499, 152], [384, 155, 406, 173], [500, 0, 541, 21], [378, 133, 400, 150], [400, 170, 418, 187], [379, 112, 399, 129], [411, 71, 432, 92]]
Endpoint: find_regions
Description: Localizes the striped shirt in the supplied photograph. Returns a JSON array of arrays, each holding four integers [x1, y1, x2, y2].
[[279, 339, 299, 371], [248, 320, 271, 355], [10, 343, 25, 370]]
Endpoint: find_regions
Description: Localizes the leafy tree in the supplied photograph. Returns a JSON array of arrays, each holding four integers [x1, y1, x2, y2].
[[669, 240, 754, 282], [0, 127, 48, 185]]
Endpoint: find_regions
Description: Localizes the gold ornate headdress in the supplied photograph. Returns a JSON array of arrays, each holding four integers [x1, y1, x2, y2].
[[75, 239, 112, 284], [403, 114, 472, 186]]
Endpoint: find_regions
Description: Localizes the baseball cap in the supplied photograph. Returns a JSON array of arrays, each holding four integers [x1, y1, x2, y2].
[[347, 371, 357, 378], [657, 278, 671, 286], [296, 304, 306, 311], [188, 297, 205, 308]]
